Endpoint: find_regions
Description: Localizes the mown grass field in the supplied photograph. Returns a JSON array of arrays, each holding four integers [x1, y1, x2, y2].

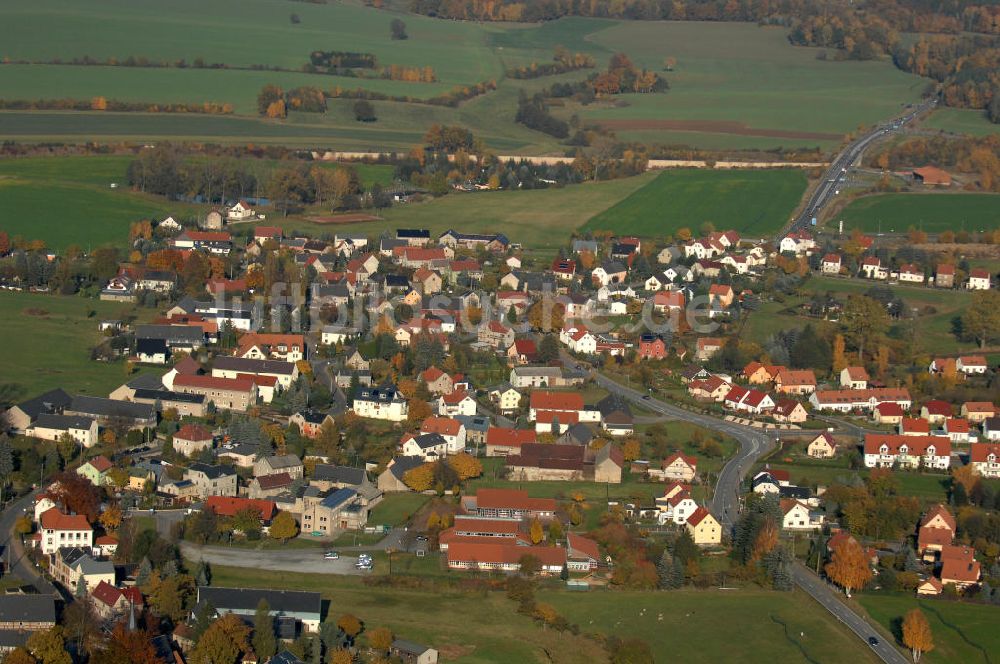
[[858, 594, 1000, 664], [583, 168, 807, 239], [0, 291, 149, 401], [280, 172, 658, 249], [922, 107, 1000, 137], [837, 193, 1000, 234], [0, 1, 929, 151], [206, 563, 881, 664], [540, 588, 882, 664]]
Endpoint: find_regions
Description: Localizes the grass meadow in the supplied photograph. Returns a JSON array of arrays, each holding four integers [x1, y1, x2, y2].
[[858, 594, 1000, 664], [0, 291, 151, 401], [836, 193, 1000, 234], [0, 1, 934, 151], [583, 168, 807, 239], [921, 107, 1000, 137]]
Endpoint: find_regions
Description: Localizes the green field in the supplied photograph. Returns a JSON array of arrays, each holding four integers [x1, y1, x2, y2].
[[279, 172, 657, 249], [584, 168, 808, 239], [858, 594, 1000, 664], [922, 108, 1000, 137], [0, 1, 930, 151], [837, 193, 1000, 234], [0, 291, 150, 401], [558, 21, 926, 150], [368, 493, 430, 528], [542, 588, 882, 663], [206, 563, 881, 663]]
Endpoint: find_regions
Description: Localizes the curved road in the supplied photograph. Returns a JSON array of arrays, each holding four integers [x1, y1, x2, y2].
[[0, 489, 58, 596], [585, 364, 907, 664]]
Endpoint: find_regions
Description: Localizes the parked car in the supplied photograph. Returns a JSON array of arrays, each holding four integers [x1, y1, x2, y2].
[[324, 551, 340, 560]]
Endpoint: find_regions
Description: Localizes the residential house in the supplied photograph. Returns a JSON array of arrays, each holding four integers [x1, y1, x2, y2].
[[821, 254, 842, 274], [420, 416, 467, 452], [591, 261, 628, 287], [810, 387, 911, 413], [446, 542, 565, 573], [687, 375, 732, 402], [935, 264, 955, 288], [967, 268, 991, 290], [288, 410, 333, 439], [944, 418, 971, 443], [353, 385, 409, 422], [506, 338, 538, 365], [248, 473, 295, 499], [637, 334, 668, 360], [970, 443, 1000, 478], [38, 508, 92, 555], [917, 504, 955, 560], [4, 388, 72, 433], [983, 417, 1000, 441], [76, 456, 113, 486], [65, 395, 156, 429], [873, 402, 905, 425], [172, 424, 214, 457], [235, 333, 306, 363], [779, 231, 815, 256], [655, 452, 697, 482], [594, 443, 624, 484], [899, 417, 931, 436], [173, 375, 257, 411], [390, 640, 439, 664], [0, 595, 56, 653], [597, 394, 634, 436], [686, 507, 722, 546], [939, 545, 981, 590], [566, 533, 601, 572], [774, 369, 817, 395], [488, 383, 522, 414], [50, 547, 115, 593], [840, 366, 869, 390], [400, 433, 450, 460], [807, 433, 837, 458], [860, 257, 888, 280], [863, 434, 951, 470], [462, 488, 556, 521], [377, 456, 425, 493], [957, 355, 988, 375], [780, 499, 820, 531], [437, 389, 477, 417], [26, 414, 99, 448], [772, 399, 808, 424], [723, 385, 775, 415], [961, 401, 996, 423], [421, 366, 454, 396], [184, 463, 238, 498], [695, 337, 724, 361], [921, 400, 952, 424], [254, 454, 304, 480], [478, 321, 515, 350]]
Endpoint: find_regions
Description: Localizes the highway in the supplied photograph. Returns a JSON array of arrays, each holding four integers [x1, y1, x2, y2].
[[579, 360, 906, 663], [781, 99, 937, 239]]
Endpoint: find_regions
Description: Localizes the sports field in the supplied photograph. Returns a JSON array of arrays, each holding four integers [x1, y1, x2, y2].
[[583, 168, 807, 239], [858, 594, 1000, 664], [0, 2, 929, 151], [0, 291, 152, 401], [837, 193, 1000, 234], [922, 108, 1000, 137]]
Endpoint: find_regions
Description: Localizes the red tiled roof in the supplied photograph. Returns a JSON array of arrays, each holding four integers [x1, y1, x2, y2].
[[40, 508, 90, 531], [945, 418, 970, 433], [205, 496, 277, 522], [686, 506, 714, 527], [900, 418, 930, 434], [421, 416, 462, 436], [90, 581, 122, 608], [87, 455, 113, 473], [453, 516, 523, 534], [923, 400, 952, 416], [486, 427, 536, 448], [863, 434, 951, 457], [963, 401, 996, 413], [441, 389, 472, 405], [663, 452, 697, 470], [940, 545, 980, 583], [255, 473, 293, 490], [473, 488, 556, 513], [174, 424, 212, 442], [876, 402, 904, 416], [567, 532, 600, 561], [530, 391, 584, 412], [970, 442, 1000, 463]]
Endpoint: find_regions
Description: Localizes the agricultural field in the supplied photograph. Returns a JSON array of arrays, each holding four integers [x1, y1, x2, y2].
[[858, 594, 1000, 664], [0, 1, 931, 152], [836, 193, 1000, 234], [0, 291, 152, 401], [922, 108, 1000, 137], [583, 168, 808, 239], [557, 21, 927, 151], [540, 588, 883, 664]]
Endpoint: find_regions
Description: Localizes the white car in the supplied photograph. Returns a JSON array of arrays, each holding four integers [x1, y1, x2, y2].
[[323, 551, 340, 560]]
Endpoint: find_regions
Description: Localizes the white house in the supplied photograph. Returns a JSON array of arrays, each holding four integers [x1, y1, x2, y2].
[[860, 257, 888, 280], [970, 443, 1000, 478], [400, 433, 450, 461], [38, 508, 92, 555], [821, 253, 841, 275], [560, 325, 597, 355], [353, 386, 409, 422], [863, 434, 951, 470], [967, 269, 991, 290], [781, 499, 821, 531], [957, 356, 988, 375], [26, 414, 99, 448], [779, 232, 815, 256], [227, 200, 256, 221], [437, 390, 477, 417]]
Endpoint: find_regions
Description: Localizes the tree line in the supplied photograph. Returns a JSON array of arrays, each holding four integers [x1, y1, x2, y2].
[[0, 98, 233, 114], [506, 47, 595, 79]]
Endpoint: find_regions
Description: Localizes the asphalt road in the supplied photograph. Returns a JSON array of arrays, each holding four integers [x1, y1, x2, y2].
[[782, 99, 936, 239], [0, 489, 58, 595], [792, 564, 909, 664], [584, 363, 907, 664]]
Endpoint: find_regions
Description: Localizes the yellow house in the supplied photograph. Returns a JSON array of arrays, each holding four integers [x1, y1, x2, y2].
[[743, 362, 780, 385], [128, 468, 154, 492], [806, 433, 837, 458], [686, 507, 721, 546]]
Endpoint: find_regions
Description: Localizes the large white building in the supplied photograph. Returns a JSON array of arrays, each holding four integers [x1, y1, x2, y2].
[[25, 414, 99, 448], [863, 434, 951, 470], [353, 385, 409, 422]]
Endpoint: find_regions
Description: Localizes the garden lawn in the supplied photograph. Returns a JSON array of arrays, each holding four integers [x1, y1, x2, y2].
[[583, 168, 807, 239], [838, 193, 1000, 234], [540, 587, 883, 664], [368, 493, 430, 528], [858, 594, 1000, 664], [0, 291, 148, 401]]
